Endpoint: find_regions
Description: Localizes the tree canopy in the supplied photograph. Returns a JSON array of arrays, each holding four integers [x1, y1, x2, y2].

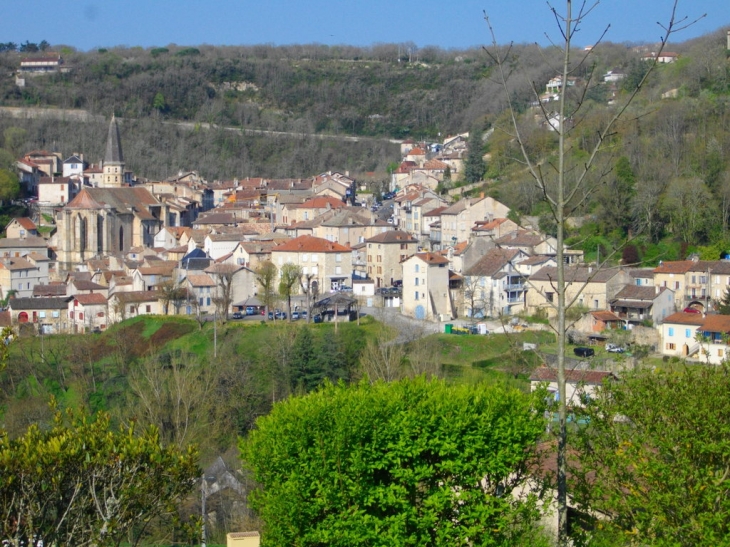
[[0, 405, 199, 547], [572, 365, 730, 546], [241, 378, 550, 547]]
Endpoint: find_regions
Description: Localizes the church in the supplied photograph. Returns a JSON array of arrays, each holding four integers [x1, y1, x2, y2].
[[54, 116, 168, 270]]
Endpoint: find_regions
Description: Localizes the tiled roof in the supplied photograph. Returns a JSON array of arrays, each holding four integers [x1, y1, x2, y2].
[[663, 312, 706, 326], [112, 290, 160, 303], [465, 248, 521, 277], [195, 213, 238, 225], [187, 274, 215, 287], [33, 284, 67, 297], [613, 285, 661, 301], [700, 314, 730, 334], [365, 230, 417, 244], [11, 217, 37, 230], [530, 266, 624, 284], [273, 235, 350, 253], [72, 280, 106, 291], [494, 229, 545, 247], [0, 257, 35, 271], [74, 293, 107, 305], [591, 310, 622, 322], [10, 297, 72, 310], [411, 252, 450, 265], [0, 236, 47, 248]]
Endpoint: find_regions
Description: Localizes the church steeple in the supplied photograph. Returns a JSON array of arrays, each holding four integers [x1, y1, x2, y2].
[[101, 115, 125, 187]]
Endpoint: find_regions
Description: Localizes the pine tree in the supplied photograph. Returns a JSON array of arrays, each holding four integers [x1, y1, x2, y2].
[[719, 287, 730, 315], [464, 128, 486, 183]]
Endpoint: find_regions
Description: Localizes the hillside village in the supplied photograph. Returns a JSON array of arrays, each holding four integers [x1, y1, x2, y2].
[[4, 109, 730, 367]]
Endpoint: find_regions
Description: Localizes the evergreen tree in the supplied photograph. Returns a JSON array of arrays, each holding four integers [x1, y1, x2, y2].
[[291, 326, 318, 392], [719, 287, 730, 315], [463, 128, 486, 183]]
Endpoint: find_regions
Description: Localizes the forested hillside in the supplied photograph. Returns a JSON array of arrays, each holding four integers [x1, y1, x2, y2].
[[0, 30, 723, 182], [0, 30, 728, 256]]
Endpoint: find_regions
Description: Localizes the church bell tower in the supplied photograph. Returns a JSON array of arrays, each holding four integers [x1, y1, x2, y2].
[[101, 115, 125, 188]]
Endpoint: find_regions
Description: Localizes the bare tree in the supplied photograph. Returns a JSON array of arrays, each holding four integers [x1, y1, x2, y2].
[[158, 279, 188, 315], [209, 263, 240, 322], [128, 350, 215, 449], [278, 263, 302, 321], [358, 322, 406, 382], [485, 2, 699, 543], [300, 273, 320, 323], [255, 261, 278, 321]]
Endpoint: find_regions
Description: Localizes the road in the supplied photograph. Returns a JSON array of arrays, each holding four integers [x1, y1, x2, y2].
[[0, 106, 403, 146]]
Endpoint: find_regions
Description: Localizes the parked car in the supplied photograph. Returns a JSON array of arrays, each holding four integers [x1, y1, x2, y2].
[[683, 307, 701, 314], [606, 343, 625, 353], [245, 306, 256, 315], [291, 311, 300, 320], [232, 312, 243, 319], [573, 347, 595, 358], [338, 285, 352, 292]]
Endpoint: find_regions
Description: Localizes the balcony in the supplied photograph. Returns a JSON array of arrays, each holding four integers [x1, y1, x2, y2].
[[503, 283, 525, 292], [685, 294, 710, 301]]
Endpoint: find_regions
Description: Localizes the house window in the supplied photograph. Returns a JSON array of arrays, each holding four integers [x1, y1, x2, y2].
[[668, 327, 674, 336], [675, 281, 680, 290], [719, 349, 724, 358], [302, 254, 309, 262], [146, 305, 151, 313], [415, 292, 419, 300], [206, 297, 211, 306], [666, 343, 676, 350], [415, 278, 419, 286], [685, 329, 691, 338], [79, 313, 84, 321], [367, 255, 372, 262], [335, 266, 342, 275], [336, 253, 342, 262], [377, 255, 382, 262], [311, 254, 318, 262], [129, 306, 134, 313], [199, 297, 203, 305], [546, 292, 554, 303], [415, 264, 420, 273]]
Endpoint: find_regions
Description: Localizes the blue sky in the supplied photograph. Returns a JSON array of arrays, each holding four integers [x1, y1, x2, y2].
[[1, 1, 726, 51]]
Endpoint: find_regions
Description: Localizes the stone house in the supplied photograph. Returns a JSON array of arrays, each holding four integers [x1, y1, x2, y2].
[[526, 266, 630, 318], [271, 235, 352, 294], [401, 252, 452, 321], [365, 230, 418, 288]]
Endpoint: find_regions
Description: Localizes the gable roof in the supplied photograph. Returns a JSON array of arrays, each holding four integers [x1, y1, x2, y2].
[[409, 252, 450, 265], [273, 235, 350, 253], [612, 285, 663, 301], [74, 293, 107, 306], [365, 230, 417, 244], [65, 188, 159, 220], [530, 266, 624, 284], [663, 311, 706, 326], [700, 314, 730, 334], [465, 248, 521, 277], [10, 297, 72, 310], [8, 217, 37, 231]]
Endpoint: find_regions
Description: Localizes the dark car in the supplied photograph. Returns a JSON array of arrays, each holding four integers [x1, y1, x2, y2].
[[232, 312, 243, 319], [573, 347, 595, 358]]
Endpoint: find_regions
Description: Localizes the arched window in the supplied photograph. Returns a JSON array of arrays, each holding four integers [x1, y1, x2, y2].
[[97, 215, 104, 253], [79, 216, 87, 252]]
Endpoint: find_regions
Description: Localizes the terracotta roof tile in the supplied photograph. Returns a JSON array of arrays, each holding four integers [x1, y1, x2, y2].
[[273, 235, 350, 253]]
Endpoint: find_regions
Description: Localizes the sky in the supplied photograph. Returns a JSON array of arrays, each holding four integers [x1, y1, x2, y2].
[[1, 1, 727, 52]]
